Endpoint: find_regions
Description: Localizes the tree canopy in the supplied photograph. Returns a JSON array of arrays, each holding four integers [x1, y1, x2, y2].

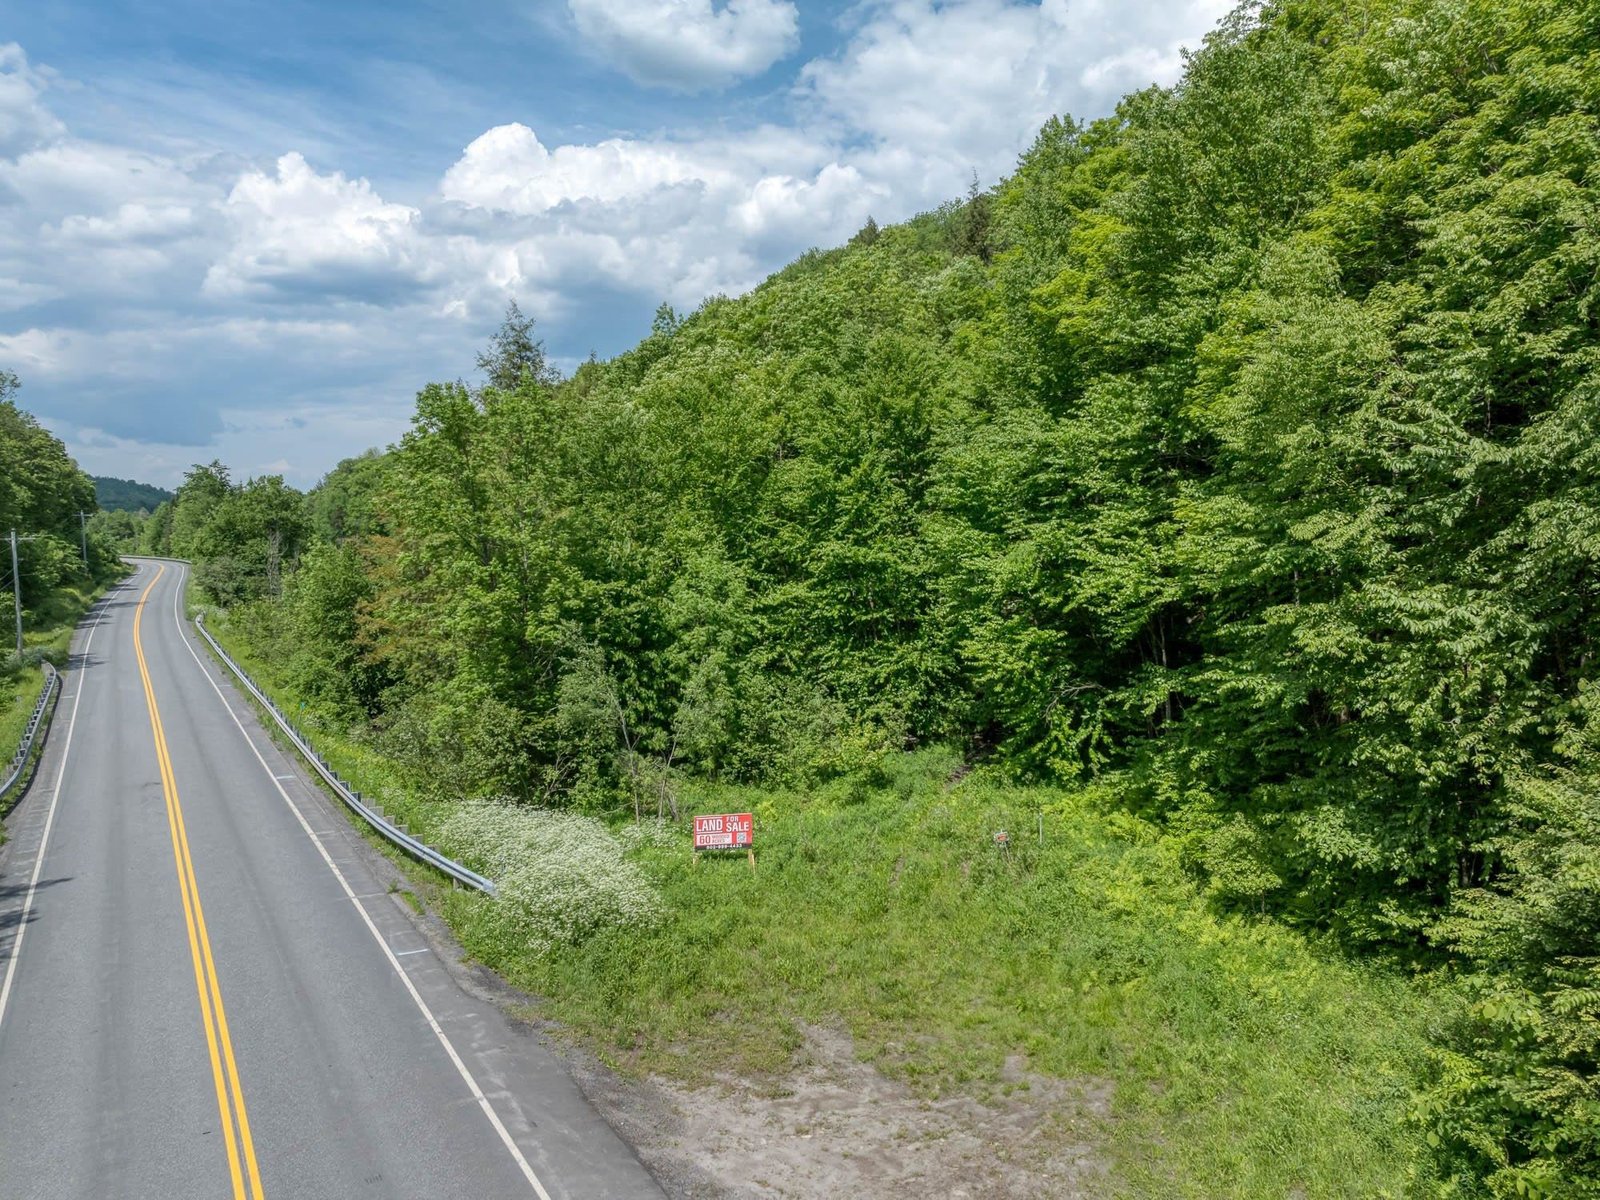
[[0, 375, 109, 608], [92, 476, 173, 513], [159, 1, 1600, 1190]]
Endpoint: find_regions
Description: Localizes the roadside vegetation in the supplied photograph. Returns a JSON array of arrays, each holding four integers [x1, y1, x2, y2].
[[202, 612, 1453, 1197], [0, 372, 127, 833], [451, 757, 1442, 1198], [136, 1, 1600, 1193], [0, 578, 111, 839]]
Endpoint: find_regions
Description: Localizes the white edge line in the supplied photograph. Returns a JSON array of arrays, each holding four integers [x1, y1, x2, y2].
[[0, 575, 128, 1029], [166, 563, 554, 1200]]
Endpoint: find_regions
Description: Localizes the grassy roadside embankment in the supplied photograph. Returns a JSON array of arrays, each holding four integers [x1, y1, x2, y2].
[[0, 574, 127, 838], [204, 605, 1443, 1199]]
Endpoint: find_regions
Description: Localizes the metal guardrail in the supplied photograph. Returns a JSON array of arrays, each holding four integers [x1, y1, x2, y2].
[[193, 613, 497, 896], [1, 662, 59, 803]]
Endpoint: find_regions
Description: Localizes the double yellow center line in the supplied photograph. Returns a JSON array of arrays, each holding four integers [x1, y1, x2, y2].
[[133, 566, 265, 1200]]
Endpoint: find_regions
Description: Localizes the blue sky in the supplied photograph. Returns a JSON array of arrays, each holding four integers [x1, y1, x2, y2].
[[1, 0, 1229, 488]]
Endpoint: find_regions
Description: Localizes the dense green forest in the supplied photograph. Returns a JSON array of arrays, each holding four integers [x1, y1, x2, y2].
[[92, 475, 172, 513], [0, 372, 120, 642], [146, 0, 1599, 1192]]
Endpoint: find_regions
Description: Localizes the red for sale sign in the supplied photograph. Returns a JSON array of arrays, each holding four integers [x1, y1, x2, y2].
[[693, 812, 753, 850]]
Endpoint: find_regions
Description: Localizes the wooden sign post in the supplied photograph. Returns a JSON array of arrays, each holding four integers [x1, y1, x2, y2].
[[693, 812, 755, 871]]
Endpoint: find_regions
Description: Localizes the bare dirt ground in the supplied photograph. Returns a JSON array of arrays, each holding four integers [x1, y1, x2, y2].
[[393, 853, 1108, 1199], [577, 1023, 1110, 1200]]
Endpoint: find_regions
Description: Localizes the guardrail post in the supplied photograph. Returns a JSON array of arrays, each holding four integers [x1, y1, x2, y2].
[[1, 662, 59, 804]]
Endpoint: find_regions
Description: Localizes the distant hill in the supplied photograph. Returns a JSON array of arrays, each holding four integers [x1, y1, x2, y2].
[[93, 475, 173, 512]]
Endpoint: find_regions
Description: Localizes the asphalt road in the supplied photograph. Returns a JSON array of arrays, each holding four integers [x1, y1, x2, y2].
[[0, 560, 667, 1200]]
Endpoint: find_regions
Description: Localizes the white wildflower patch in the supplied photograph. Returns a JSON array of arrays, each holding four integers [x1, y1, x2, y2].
[[438, 800, 665, 952]]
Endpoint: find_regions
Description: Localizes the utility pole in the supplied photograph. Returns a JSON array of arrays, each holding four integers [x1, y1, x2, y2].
[[78, 511, 88, 567], [9, 530, 20, 658], [8, 530, 44, 658]]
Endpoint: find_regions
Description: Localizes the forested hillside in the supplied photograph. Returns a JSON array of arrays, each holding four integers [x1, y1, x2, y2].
[[154, 0, 1600, 1193], [92, 476, 172, 513]]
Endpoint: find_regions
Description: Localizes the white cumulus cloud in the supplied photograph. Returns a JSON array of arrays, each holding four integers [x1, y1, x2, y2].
[[441, 123, 728, 213], [438, 122, 881, 303], [0, 326, 73, 378], [800, 0, 1233, 197], [0, 140, 205, 218], [0, 44, 63, 156], [568, 0, 799, 90], [205, 152, 428, 301]]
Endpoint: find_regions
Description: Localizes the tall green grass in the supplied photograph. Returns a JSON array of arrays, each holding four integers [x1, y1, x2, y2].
[[443, 751, 1439, 1198], [207, 603, 1439, 1197], [0, 672, 45, 787], [0, 574, 124, 837], [16, 577, 115, 663]]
